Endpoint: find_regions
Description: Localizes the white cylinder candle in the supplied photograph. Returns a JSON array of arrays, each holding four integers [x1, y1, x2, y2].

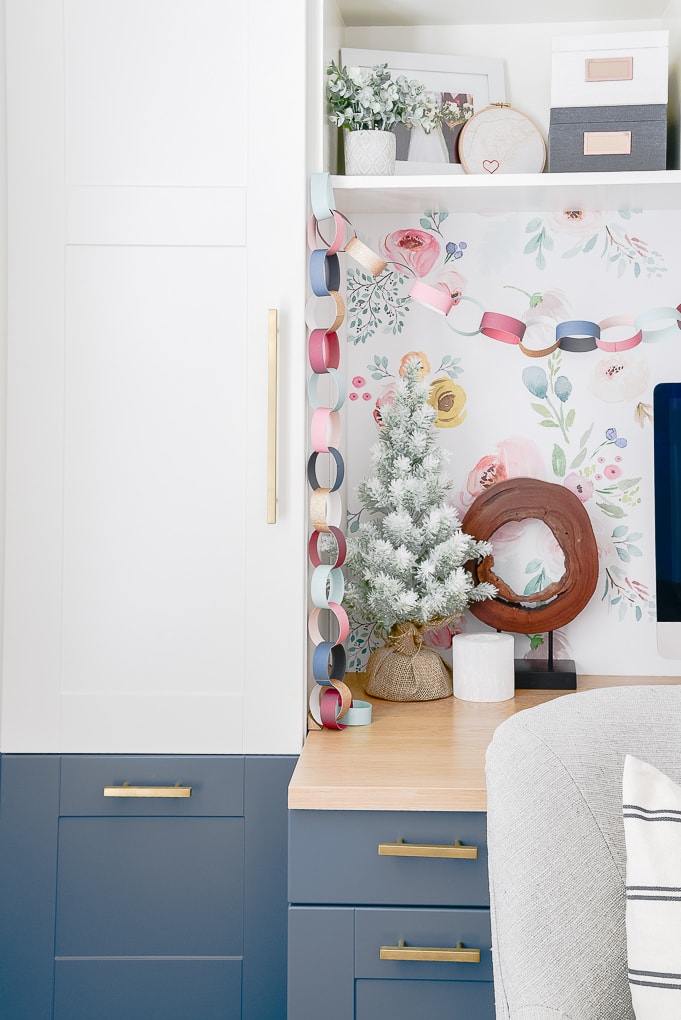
[[452, 633, 515, 703]]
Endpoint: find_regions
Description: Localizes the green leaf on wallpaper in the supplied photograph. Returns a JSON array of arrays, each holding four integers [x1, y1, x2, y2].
[[609, 253, 620, 262], [524, 234, 541, 254], [531, 402, 552, 417], [579, 424, 594, 448], [597, 501, 626, 518], [634, 262, 641, 277], [569, 448, 587, 470], [525, 559, 542, 573], [616, 546, 631, 562], [635, 606, 642, 622], [612, 525, 628, 538], [349, 520, 359, 533], [542, 232, 554, 251], [524, 573, 546, 595], [420, 218, 431, 229], [536, 251, 546, 270], [526, 218, 543, 232], [627, 532, 642, 542], [562, 243, 582, 259], [539, 420, 559, 428], [565, 408, 576, 429], [619, 207, 631, 219], [382, 356, 388, 366], [552, 444, 566, 477], [617, 260, 626, 278], [627, 545, 643, 557], [617, 478, 641, 490], [582, 234, 598, 252], [440, 212, 449, 222]]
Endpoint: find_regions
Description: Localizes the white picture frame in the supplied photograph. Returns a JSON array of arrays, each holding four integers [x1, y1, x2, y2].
[[340, 47, 506, 176]]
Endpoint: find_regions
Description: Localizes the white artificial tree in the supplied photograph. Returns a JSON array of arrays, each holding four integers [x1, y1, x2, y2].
[[345, 357, 496, 636]]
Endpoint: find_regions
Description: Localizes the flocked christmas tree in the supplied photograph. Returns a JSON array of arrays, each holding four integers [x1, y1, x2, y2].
[[345, 356, 496, 639]]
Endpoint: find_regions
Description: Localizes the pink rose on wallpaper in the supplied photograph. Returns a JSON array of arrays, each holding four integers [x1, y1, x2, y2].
[[373, 381, 397, 426], [423, 621, 463, 650], [381, 228, 440, 277], [590, 515, 616, 562], [523, 288, 571, 325], [563, 472, 594, 503], [549, 208, 605, 238], [525, 630, 572, 661], [588, 356, 650, 403], [463, 436, 546, 505], [429, 266, 466, 301]]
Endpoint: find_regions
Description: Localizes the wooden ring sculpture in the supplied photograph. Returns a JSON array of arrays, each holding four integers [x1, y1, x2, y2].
[[461, 477, 599, 633]]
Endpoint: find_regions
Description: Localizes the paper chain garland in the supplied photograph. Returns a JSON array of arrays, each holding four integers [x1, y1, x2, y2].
[[309, 172, 681, 358], [307, 172, 371, 730]]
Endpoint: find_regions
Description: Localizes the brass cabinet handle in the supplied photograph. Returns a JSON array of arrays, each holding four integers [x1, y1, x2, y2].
[[103, 783, 192, 799], [267, 308, 278, 524], [380, 939, 480, 964], [378, 838, 478, 859]]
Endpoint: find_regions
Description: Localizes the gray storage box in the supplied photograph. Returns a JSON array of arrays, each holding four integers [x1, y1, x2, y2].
[[548, 104, 667, 172]]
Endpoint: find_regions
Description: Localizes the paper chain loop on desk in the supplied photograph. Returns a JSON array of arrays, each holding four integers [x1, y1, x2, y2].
[[307, 685, 373, 726]]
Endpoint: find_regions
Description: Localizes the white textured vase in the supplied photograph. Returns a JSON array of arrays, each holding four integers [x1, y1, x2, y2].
[[344, 129, 396, 176]]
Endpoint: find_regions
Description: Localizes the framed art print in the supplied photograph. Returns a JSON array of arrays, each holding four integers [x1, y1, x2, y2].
[[340, 48, 506, 175]]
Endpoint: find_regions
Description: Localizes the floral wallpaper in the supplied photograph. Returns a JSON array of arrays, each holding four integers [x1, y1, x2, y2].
[[341, 204, 681, 676]]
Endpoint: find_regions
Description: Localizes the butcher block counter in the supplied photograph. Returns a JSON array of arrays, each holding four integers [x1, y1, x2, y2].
[[288, 672, 681, 812]]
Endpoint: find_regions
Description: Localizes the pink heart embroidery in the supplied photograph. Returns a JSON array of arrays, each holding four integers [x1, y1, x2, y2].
[[483, 159, 500, 174]]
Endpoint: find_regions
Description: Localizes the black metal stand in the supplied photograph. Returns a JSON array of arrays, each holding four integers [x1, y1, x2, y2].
[[513, 631, 577, 690]]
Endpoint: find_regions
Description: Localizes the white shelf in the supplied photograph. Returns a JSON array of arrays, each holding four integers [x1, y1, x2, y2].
[[330, 170, 681, 215], [336, 0, 674, 27]]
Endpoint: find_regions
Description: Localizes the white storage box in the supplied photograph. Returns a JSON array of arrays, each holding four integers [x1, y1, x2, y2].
[[551, 31, 668, 109]]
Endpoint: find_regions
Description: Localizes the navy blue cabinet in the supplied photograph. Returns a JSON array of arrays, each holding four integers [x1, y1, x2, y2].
[[288, 809, 495, 1019], [0, 754, 295, 1020]]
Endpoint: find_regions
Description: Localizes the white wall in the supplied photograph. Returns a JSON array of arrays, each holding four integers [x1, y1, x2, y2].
[[0, 0, 7, 733]]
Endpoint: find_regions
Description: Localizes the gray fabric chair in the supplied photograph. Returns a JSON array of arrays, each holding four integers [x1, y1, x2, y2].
[[485, 685, 681, 1020]]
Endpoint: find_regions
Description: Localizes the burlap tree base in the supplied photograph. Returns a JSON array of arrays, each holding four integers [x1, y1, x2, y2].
[[365, 621, 453, 702]]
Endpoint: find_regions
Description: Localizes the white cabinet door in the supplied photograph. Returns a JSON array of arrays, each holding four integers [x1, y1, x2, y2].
[[2, 0, 308, 753]]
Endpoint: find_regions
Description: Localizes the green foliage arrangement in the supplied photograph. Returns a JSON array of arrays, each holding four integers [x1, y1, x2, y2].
[[325, 61, 444, 133]]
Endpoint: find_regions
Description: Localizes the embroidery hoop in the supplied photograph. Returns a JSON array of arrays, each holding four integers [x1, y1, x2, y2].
[[458, 103, 546, 175]]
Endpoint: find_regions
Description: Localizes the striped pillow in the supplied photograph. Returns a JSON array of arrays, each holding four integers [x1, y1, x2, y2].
[[623, 755, 681, 1018]]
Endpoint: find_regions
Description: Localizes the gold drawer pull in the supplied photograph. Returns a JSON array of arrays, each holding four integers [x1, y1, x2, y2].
[[378, 838, 478, 859], [103, 783, 192, 799], [380, 939, 480, 964]]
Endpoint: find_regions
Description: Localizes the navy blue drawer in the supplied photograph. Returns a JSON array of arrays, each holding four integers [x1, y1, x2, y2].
[[355, 906, 492, 982], [54, 960, 241, 1020], [60, 755, 244, 816], [289, 810, 488, 906], [56, 816, 244, 956], [356, 978, 494, 1019]]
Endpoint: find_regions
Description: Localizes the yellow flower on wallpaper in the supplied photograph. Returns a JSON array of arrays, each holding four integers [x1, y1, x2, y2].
[[428, 376, 467, 428], [399, 350, 430, 378]]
